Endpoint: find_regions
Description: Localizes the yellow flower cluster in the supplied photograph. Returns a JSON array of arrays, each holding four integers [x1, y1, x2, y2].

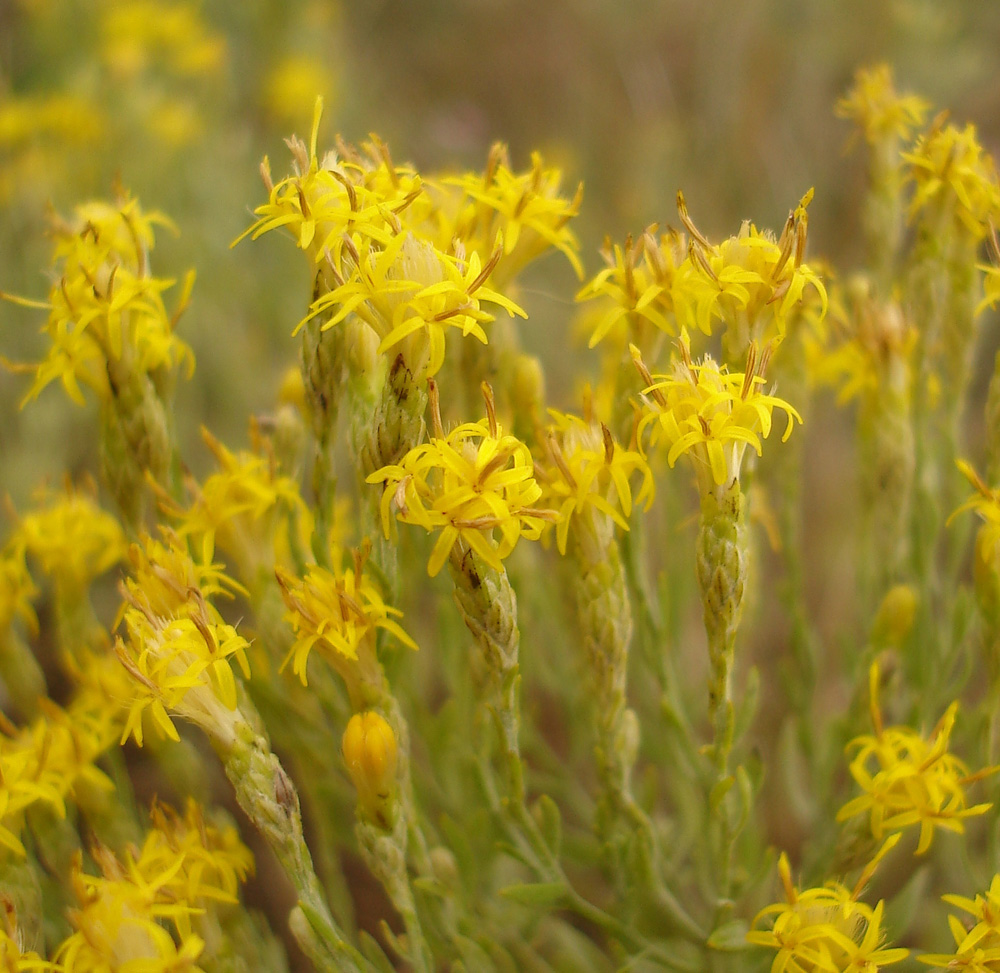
[[10, 486, 127, 592], [56, 800, 251, 973], [369, 384, 556, 576], [576, 226, 687, 349], [921, 875, 1000, 969], [904, 120, 1000, 240], [634, 334, 801, 497], [276, 554, 417, 686], [0, 683, 121, 856], [748, 844, 908, 973], [835, 63, 929, 145], [100, 0, 226, 80], [4, 195, 194, 407], [237, 101, 580, 377], [0, 545, 38, 635], [115, 533, 250, 749], [837, 664, 995, 854], [166, 426, 311, 573], [538, 407, 654, 555], [578, 192, 826, 361]]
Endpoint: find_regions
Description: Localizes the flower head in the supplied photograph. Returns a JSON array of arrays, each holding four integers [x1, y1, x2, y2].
[[748, 843, 909, 973], [576, 225, 687, 349], [634, 334, 801, 499], [166, 425, 311, 576], [837, 663, 996, 853], [673, 190, 827, 358], [275, 549, 417, 687], [904, 120, 1000, 241], [115, 532, 250, 750], [835, 64, 929, 145], [11, 485, 127, 592], [368, 382, 557, 576], [439, 142, 584, 284], [537, 403, 654, 555], [3, 194, 194, 407], [921, 874, 1000, 970]]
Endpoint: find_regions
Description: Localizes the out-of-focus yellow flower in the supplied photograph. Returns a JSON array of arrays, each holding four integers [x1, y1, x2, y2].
[[835, 64, 929, 145], [673, 190, 827, 356], [920, 874, 1000, 969], [368, 383, 557, 576], [166, 426, 311, 574], [115, 532, 250, 749], [978, 225, 1000, 316], [3, 195, 194, 407], [12, 486, 127, 592], [748, 840, 909, 972], [837, 663, 996, 854], [811, 282, 915, 406], [57, 799, 250, 970], [0, 684, 119, 856], [263, 55, 337, 127], [440, 143, 584, 283], [275, 553, 417, 686], [576, 225, 687, 349], [538, 405, 654, 555], [100, 0, 226, 80], [0, 546, 38, 634], [634, 333, 801, 498], [904, 120, 1000, 241]]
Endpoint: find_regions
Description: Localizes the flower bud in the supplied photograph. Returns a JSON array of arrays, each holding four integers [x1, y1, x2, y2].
[[342, 711, 398, 827], [870, 584, 917, 647]]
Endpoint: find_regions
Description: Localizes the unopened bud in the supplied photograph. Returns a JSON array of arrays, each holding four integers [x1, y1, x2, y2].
[[342, 711, 398, 827], [870, 584, 917, 647]]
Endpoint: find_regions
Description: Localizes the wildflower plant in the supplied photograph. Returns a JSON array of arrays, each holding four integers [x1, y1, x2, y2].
[[5, 46, 1000, 973]]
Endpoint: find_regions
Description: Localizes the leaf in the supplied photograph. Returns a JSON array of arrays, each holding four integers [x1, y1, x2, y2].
[[498, 881, 568, 907], [709, 775, 735, 812], [707, 919, 752, 951], [359, 931, 398, 973], [532, 794, 562, 857]]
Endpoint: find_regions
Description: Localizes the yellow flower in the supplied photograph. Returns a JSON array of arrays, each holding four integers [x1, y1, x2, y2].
[[0, 683, 119, 857], [575, 225, 687, 349], [538, 405, 655, 555], [810, 281, 915, 406], [440, 143, 584, 283], [263, 54, 337, 127], [368, 383, 557, 576], [3, 195, 195, 407], [12, 486, 127, 591], [634, 334, 801, 498], [748, 844, 909, 972], [57, 799, 249, 971], [904, 120, 1000, 240], [837, 663, 996, 854], [301, 231, 526, 378], [342, 711, 398, 826], [166, 426, 311, 574], [835, 64, 929, 145], [115, 533, 250, 749], [275, 552, 417, 686], [920, 874, 1000, 969], [673, 190, 827, 355], [978, 225, 1000, 316], [0, 546, 38, 634], [100, 0, 226, 80]]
